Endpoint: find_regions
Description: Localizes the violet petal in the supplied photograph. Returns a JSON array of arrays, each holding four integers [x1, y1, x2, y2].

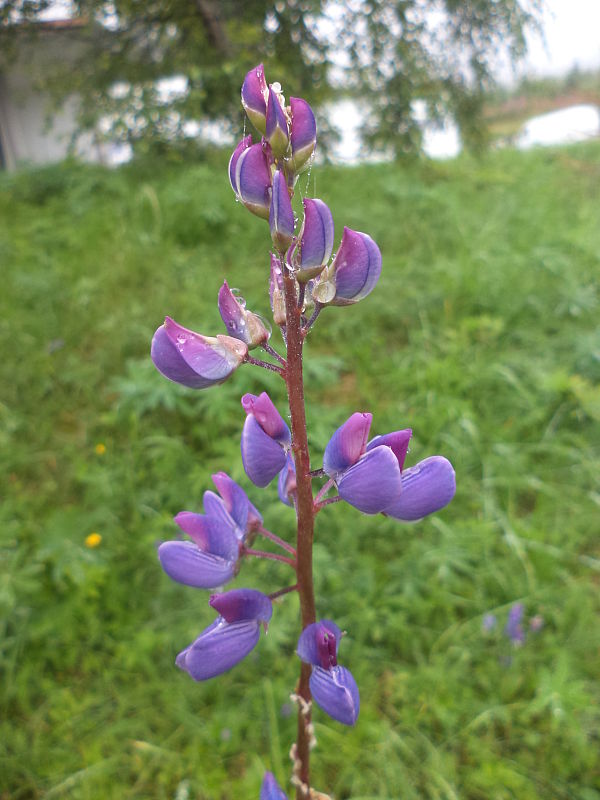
[[235, 142, 272, 220], [383, 455, 456, 521], [173, 512, 239, 561], [338, 445, 402, 514], [297, 620, 342, 667], [158, 541, 235, 588], [309, 665, 360, 726], [290, 96, 317, 171], [241, 415, 287, 487], [211, 471, 258, 532], [260, 771, 288, 800], [277, 454, 296, 506], [177, 617, 261, 681], [162, 317, 247, 382], [241, 64, 268, 134], [151, 326, 216, 389], [228, 135, 252, 194], [297, 198, 334, 279], [367, 428, 412, 471], [270, 170, 295, 251], [330, 228, 382, 306], [266, 86, 289, 156], [241, 392, 291, 445], [323, 412, 372, 477], [209, 588, 273, 624]]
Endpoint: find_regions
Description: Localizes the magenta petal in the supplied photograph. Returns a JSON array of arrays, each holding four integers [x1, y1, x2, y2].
[[266, 86, 290, 156], [338, 445, 401, 514], [367, 428, 412, 471], [323, 412, 372, 477], [270, 170, 295, 250], [235, 142, 272, 220], [241, 64, 268, 134], [297, 620, 342, 667], [298, 198, 334, 274], [260, 771, 288, 800], [209, 588, 272, 624], [309, 665, 360, 726], [158, 541, 235, 588], [177, 617, 261, 681], [228, 135, 252, 194], [218, 280, 249, 342], [383, 456, 456, 521], [241, 415, 287, 487], [330, 228, 382, 305], [173, 512, 239, 561], [241, 392, 291, 445], [163, 317, 247, 382], [290, 97, 317, 171]]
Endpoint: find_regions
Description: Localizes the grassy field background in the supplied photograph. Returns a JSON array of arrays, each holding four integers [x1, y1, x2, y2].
[[1, 141, 599, 799]]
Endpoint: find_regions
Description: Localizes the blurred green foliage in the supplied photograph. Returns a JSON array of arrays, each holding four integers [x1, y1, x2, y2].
[[1, 142, 600, 798]]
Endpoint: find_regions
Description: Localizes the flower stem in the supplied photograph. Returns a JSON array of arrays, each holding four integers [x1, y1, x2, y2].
[[314, 477, 335, 506], [302, 303, 323, 336], [258, 526, 297, 556], [246, 354, 285, 375], [262, 342, 287, 367], [282, 263, 316, 798], [314, 495, 342, 513], [268, 584, 299, 601]]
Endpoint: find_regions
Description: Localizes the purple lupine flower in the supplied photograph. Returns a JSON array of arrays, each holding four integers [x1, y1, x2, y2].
[[322, 412, 405, 514], [504, 603, 525, 645], [278, 454, 297, 506], [382, 456, 456, 522], [266, 84, 290, 157], [312, 227, 382, 306], [158, 472, 262, 588], [269, 254, 286, 325], [241, 64, 268, 135], [176, 589, 272, 681], [241, 392, 291, 487], [230, 141, 273, 219], [260, 772, 288, 800], [151, 317, 247, 389], [289, 198, 335, 282], [290, 96, 317, 172], [218, 280, 271, 349], [482, 613, 497, 632], [297, 621, 360, 726], [270, 170, 295, 251]]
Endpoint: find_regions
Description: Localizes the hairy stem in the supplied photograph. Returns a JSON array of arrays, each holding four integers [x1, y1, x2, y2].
[[246, 354, 285, 375], [283, 265, 316, 798], [268, 583, 299, 601], [258, 526, 297, 556], [243, 548, 297, 568]]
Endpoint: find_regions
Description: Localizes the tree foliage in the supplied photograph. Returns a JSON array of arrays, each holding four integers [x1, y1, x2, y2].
[[1, 0, 542, 156]]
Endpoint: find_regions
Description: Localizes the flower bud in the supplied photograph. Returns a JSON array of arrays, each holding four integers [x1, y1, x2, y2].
[[269, 170, 295, 252], [312, 227, 382, 306], [218, 281, 270, 349], [228, 134, 252, 195], [291, 198, 334, 282], [232, 141, 272, 219], [290, 97, 316, 171], [241, 64, 268, 135], [266, 85, 290, 157]]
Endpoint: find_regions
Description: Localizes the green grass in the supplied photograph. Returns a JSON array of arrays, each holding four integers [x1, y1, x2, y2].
[[1, 142, 600, 799]]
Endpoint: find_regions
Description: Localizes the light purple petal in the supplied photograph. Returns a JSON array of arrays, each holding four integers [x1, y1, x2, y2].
[[202, 490, 237, 534], [290, 97, 316, 171], [309, 665, 360, 726], [241, 64, 268, 134], [277, 454, 296, 506], [383, 455, 456, 521], [367, 428, 412, 471], [241, 392, 291, 445], [151, 325, 216, 389], [330, 228, 382, 306], [158, 541, 235, 588], [323, 412, 372, 477], [162, 317, 247, 382], [297, 620, 342, 667], [297, 198, 334, 278], [209, 588, 273, 624], [261, 771, 288, 800], [211, 471, 257, 532], [218, 280, 250, 343], [173, 512, 239, 561], [266, 86, 289, 155], [270, 170, 295, 250], [228, 135, 252, 194], [235, 142, 272, 220], [338, 445, 402, 514], [177, 617, 261, 681], [241, 415, 287, 487]]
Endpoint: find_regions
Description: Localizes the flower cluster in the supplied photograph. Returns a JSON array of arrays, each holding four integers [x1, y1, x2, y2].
[[150, 64, 457, 796]]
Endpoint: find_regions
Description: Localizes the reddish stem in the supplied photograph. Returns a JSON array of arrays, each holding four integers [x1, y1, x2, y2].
[[282, 265, 316, 798], [258, 525, 297, 556], [243, 548, 297, 568], [268, 584, 299, 601]]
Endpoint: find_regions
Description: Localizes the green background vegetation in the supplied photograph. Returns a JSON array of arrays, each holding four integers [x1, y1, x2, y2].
[[1, 141, 600, 799]]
